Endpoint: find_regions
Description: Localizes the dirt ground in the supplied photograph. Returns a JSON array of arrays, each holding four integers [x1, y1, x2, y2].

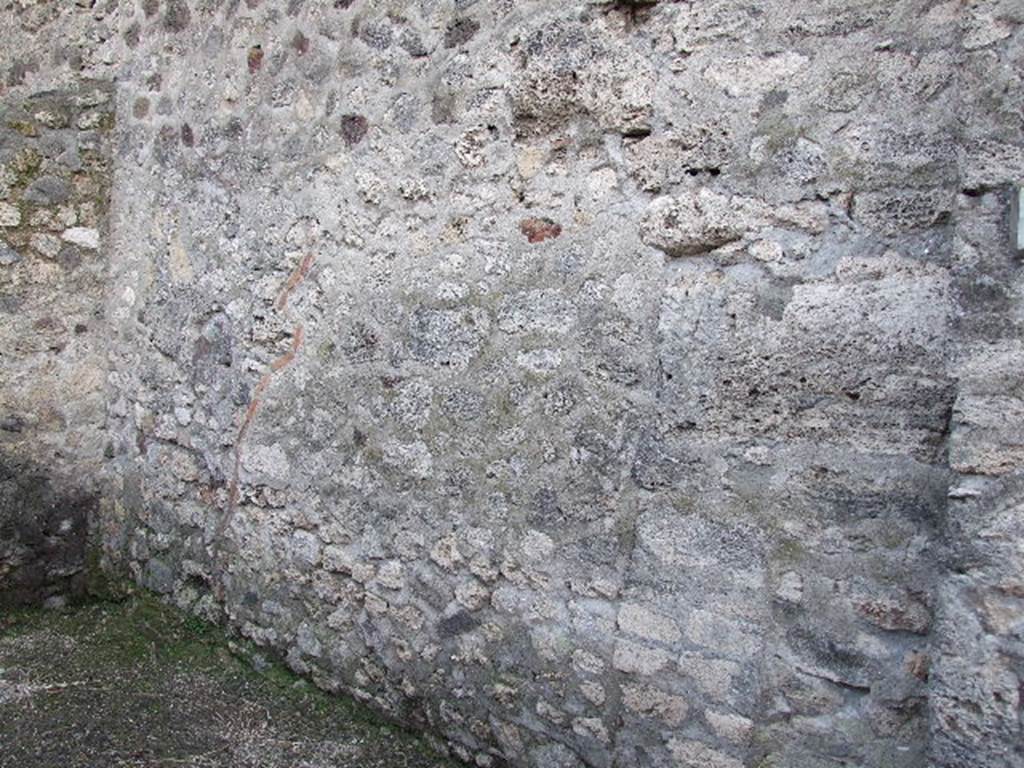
[[0, 595, 460, 768]]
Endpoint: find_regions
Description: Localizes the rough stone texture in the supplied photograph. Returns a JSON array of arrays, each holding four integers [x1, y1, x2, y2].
[[0, 457, 95, 608], [929, 3, 1024, 766], [0, 1, 1021, 767], [0, 77, 114, 605]]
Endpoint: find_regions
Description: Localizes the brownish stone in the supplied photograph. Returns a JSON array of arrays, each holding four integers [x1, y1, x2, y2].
[[519, 217, 562, 243], [247, 46, 264, 74], [340, 114, 369, 146]]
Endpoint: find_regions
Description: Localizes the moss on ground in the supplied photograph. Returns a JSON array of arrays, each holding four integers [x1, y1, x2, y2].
[[0, 594, 459, 768]]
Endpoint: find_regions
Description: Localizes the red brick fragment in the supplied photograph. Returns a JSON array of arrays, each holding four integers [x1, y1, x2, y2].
[[520, 217, 562, 243]]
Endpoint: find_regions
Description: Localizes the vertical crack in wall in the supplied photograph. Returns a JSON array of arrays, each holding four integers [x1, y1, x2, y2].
[[215, 251, 316, 585]]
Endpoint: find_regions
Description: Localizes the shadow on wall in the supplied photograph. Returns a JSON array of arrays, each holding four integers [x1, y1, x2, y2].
[[0, 455, 96, 608]]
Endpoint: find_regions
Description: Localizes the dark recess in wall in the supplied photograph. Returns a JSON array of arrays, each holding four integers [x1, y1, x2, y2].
[[0, 456, 95, 607]]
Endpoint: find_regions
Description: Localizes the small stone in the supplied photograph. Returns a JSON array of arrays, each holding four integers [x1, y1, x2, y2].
[[905, 651, 930, 681], [62, 227, 100, 250], [580, 681, 606, 705], [613, 640, 671, 675], [706, 711, 753, 742], [398, 28, 428, 57], [290, 530, 322, 570], [455, 579, 489, 610], [776, 571, 803, 604], [163, 0, 191, 32], [430, 535, 463, 571], [30, 233, 62, 258], [29, 209, 56, 229], [678, 653, 739, 699], [444, 18, 480, 48], [0, 244, 19, 267], [667, 739, 744, 768], [571, 716, 609, 745], [536, 699, 566, 725], [358, 20, 393, 50], [248, 46, 264, 74], [76, 88, 111, 108], [295, 623, 322, 657], [376, 560, 405, 590], [323, 545, 354, 573], [23, 176, 70, 205], [854, 594, 930, 634], [76, 111, 105, 130], [351, 563, 376, 584], [684, 609, 760, 659], [519, 217, 562, 243], [455, 126, 492, 167], [34, 109, 70, 129], [572, 649, 606, 675], [365, 593, 389, 616], [617, 603, 682, 644], [144, 558, 175, 594], [622, 684, 689, 725], [0, 203, 21, 227], [520, 529, 555, 561], [340, 114, 369, 146], [56, 205, 77, 227], [640, 190, 745, 257], [0, 415, 25, 432]]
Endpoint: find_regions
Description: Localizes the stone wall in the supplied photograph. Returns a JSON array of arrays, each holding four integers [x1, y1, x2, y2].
[[0, 1, 1021, 766], [930, 3, 1024, 766], [0, 77, 114, 605]]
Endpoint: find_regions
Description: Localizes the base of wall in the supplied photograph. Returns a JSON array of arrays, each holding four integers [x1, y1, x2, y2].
[[0, 456, 96, 608]]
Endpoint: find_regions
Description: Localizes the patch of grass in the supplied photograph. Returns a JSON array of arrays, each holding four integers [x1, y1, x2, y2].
[[0, 591, 459, 767]]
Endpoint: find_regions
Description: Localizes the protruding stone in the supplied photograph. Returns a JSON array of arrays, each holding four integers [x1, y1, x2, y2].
[[640, 190, 744, 256], [61, 227, 100, 250]]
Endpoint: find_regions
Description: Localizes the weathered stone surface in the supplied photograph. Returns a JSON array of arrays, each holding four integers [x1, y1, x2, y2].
[[0, 458, 93, 607], [0, 2, 1021, 767], [639, 190, 745, 257], [61, 226, 100, 250]]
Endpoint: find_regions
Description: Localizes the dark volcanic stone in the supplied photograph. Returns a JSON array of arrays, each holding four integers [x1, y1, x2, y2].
[[444, 18, 480, 48], [340, 114, 369, 146], [23, 176, 70, 205], [164, 0, 192, 33]]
